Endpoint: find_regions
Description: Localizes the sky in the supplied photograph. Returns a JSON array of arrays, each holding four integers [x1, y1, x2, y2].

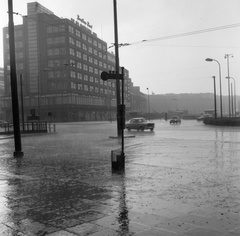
[[1, 0, 240, 95]]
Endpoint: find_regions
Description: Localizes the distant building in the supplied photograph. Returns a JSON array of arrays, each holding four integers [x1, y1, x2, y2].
[[0, 68, 4, 120], [2, 2, 138, 122]]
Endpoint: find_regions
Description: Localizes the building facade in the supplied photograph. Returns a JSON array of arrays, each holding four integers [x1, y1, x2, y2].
[[0, 68, 4, 120], [3, 2, 137, 122]]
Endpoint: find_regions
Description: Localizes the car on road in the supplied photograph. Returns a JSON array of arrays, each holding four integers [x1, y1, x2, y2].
[[125, 117, 155, 131], [169, 116, 181, 124]]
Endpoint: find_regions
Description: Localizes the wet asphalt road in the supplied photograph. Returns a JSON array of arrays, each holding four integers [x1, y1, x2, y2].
[[0, 120, 240, 235]]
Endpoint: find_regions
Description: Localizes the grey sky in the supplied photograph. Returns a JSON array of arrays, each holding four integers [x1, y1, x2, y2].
[[1, 0, 240, 95]]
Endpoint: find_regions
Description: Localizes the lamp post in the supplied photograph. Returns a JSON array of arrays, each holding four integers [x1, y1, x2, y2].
[[113, 0, 121, 138], [224, 54, 233, 117], [212, 76, 217, 119], [8, 0, 23, 157], [146, 88, 150, 121], [205, 58, 223, 118], [226, 77, 236, 117]]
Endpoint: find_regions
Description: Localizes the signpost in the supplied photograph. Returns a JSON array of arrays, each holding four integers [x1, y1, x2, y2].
[[101, 68, 125, 171]]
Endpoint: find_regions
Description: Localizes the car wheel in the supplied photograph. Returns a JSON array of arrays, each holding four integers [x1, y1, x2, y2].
[[127, 127, 131, 131], [139, 126, 144, 131], [150, 128, 153, 131]]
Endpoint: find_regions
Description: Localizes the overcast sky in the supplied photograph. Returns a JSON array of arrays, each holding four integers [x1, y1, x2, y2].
[[1, 0, 240, 95]]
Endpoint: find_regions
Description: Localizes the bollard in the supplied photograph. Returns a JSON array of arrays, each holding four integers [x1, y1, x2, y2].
[[111, 149, 125, 171], [53, 124, 56, 132]]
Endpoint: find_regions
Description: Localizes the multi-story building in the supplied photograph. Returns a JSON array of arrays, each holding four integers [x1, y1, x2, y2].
[[0, 67, 4, 120], [2, 2, 134, 122]]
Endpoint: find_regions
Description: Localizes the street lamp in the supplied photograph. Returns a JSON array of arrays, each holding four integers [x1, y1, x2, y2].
[[205, 58, 223, 118], [146, 88, 150, 121], [226, 77, 236, 117], [212, 76, 217, 119], [224, 54, 233, 117]]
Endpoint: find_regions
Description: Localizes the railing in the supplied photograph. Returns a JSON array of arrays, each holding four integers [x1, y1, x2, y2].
[[0, 122, 48, 135]]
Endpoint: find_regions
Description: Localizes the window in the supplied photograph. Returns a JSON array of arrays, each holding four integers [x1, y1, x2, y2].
[[82, 33, 87, 40], [47, 37, 53, 44], [95, 87, 99, 93], [90, 76, 94, 82], [82, 43, 87, 51], [88, 37, 92, 43], [83, 64, 88, 71], [69, 25, 74, 33], [88, 47, 92, 53], [76, 51, 81, 58], [76, 40, 81, 48], [98, 42, 102, 49], [69, 37, 75, 45], [95, 78, 98, 83], [69, 48, 75, 56], [94, 68, 98, 74], [78, 84, 83, 90], [89, 57, 93, 63], [77, 62, 82, 69], [84, 75, 88, 81], [83, 54, 88, 61], [84, 84, 89, 91], [89, 66, 93, 73], [71, 71, 76, 78], [76, 30, 81, 37], [90, 86, 94, 92], [77, 73, 82, 80]]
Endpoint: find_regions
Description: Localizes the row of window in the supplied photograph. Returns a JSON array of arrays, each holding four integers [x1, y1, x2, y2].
[[69, 47, 106, 60], [68, 25, 107, 51], [70, 82, 116, 95]]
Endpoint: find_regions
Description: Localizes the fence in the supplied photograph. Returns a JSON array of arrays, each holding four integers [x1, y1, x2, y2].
[[0, 122, 48, 135]]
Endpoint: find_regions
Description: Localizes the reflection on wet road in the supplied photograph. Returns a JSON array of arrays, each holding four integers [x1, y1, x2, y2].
[[0, 120, 240, 235]]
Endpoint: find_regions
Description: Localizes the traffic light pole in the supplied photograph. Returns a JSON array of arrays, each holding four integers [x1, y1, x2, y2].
[[8, 0, 23, 157], [101, 69, 125, 171]]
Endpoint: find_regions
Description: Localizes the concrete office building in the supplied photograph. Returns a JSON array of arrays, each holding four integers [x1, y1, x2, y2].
[[0, 68, 4, 120], [2, 2, 135, 122]]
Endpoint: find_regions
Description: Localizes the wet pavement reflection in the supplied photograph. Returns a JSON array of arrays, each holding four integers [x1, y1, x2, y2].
[[0, 120, 240, 235]]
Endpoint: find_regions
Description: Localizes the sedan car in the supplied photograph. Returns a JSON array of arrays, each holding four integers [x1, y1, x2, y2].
[[125, 117, 155, 131], [169, 116, 181, 124]]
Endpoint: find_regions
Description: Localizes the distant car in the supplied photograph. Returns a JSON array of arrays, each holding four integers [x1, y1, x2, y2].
[[169, 116, 181, 124], [125, 117, 155, 131]]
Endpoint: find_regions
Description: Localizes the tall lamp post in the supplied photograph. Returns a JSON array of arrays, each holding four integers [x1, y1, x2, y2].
[[113, 0, 121, 138], [226, 77, 236, 117], [225, 54, 233, 117], [146, 88, 150, 121], [205, 58, 223, 118], [8, 0, 23, 157], [212, 76, 217, 119]]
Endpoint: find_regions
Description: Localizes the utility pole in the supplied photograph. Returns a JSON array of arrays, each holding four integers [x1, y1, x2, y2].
[[8, 0, 23, 157], [113, 0, 121, 137], [225, 54, 233, 117]]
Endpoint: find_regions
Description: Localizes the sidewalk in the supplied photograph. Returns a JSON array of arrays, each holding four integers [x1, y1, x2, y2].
[[0, 121, 240, 235]]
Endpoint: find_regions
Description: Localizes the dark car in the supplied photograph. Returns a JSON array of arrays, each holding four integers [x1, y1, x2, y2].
[[125, 117, 155, 131], [169, 116, 181, 124]]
